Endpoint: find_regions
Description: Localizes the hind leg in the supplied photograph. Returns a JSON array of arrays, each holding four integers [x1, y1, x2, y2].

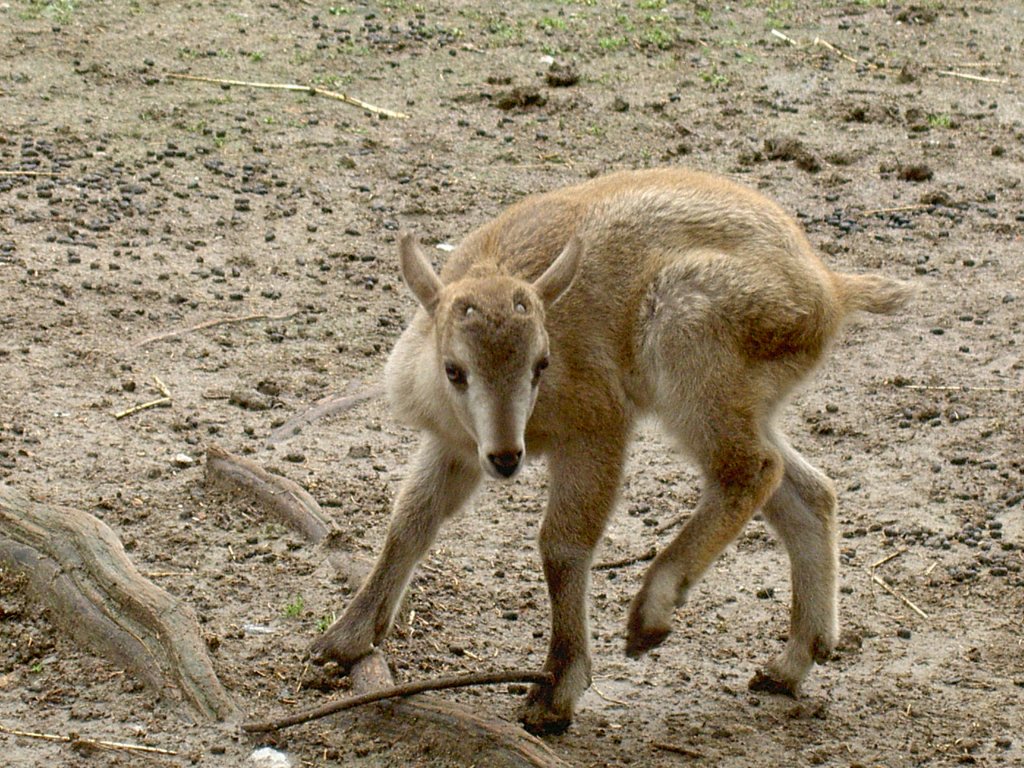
[[749, 432, 838, 695], [626, 410, 784, 657]]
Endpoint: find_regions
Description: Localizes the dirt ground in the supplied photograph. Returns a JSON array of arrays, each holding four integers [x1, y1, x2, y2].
[[1, 1, 1022, 766]]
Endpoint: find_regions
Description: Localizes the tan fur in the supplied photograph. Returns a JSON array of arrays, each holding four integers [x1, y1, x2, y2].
[[310, 168, 914, 734]]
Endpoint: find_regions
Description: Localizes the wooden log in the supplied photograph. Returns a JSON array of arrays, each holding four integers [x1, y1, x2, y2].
[[0, 486, 239, 722]]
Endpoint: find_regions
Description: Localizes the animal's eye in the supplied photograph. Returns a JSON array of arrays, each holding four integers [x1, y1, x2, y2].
[[532, 357, 549, 385], [444, 362, 468, 388]]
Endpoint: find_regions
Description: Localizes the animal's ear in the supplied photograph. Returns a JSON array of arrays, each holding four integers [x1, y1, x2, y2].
[[399, 230, 443, 315], [533, 236, 581, 307]]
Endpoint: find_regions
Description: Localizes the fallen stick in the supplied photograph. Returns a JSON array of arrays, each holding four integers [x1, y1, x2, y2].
[[590, 684, 629, 707], [206, 443, 371, 597], [870, 572, 929, 620], [0, 724, 177, 756], [0, 486, 238, 721], [244, 668, 553, 732], [593, 546, 657, 571], [870, 548, 907, 570], [653, 741, 705, 759], [937, 70, 1006, 84], [153, 374, 172, 398], [135, 309, 301, 348], [166, 73, 410, 119], [655, 512, 690, 534], [894, 384, 1022, 394], [861, 204, 933, 216], [0, 170, 61, 177], [113, 396, 172, 420], [266, 384, 383, 445], [769, 28, 799, 47], [813, 37, 860, 66]]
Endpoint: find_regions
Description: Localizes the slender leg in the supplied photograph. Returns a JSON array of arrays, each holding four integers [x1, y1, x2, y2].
[[309, 434, 480, 665], [520, 434, 628, 735], [626, 428, 783, 657], [749, 433, 838, 695]]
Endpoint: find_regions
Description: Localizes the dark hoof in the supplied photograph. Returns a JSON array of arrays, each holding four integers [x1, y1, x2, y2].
[[519, 683, 573, 736], [625, 626, 670, 659], [519, 701, 573, 736], [306, 632, 370, 670], [521, 713, 572, 736], [748, 670, 798, 697], [306, 635, 336, 665]]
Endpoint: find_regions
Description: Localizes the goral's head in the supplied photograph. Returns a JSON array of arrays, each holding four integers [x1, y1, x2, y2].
[[398, 232, 579, 479]]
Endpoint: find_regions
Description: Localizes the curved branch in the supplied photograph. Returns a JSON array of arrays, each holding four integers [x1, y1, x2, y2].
[[243, 667, 552, 733]]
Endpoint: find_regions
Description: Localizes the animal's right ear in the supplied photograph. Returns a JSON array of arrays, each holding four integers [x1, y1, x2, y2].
[[399, 231, 443, 315]]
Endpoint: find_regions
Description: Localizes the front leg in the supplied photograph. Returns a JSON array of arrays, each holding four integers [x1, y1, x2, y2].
[[310, 434, 480, 666], [520, 434, 627, 735]]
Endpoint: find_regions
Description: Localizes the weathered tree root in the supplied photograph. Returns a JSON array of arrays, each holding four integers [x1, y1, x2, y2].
[[204, 443, 365, 584], [0, 485, 238, 722], [205, 443, 337, 545], [208, 447, 567, 767]]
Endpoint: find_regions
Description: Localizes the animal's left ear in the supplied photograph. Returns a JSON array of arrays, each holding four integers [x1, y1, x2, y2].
[[398, 230, 444, 315], [533, 236, 581, 307]]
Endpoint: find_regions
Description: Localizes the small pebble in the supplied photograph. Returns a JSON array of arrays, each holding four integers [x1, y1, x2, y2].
[[172, 453, 194, 468]]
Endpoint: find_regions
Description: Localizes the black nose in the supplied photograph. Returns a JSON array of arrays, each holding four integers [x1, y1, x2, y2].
[[488, 450, 522, 478]]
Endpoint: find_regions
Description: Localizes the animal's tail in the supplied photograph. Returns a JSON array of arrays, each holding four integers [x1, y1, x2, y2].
[[833, 272, 917, 316]]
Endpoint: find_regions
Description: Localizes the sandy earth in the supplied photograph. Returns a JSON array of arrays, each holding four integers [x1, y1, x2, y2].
[[1, 1, 1022, 766]]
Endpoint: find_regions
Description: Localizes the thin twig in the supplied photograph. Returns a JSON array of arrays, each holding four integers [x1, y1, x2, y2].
[[813, 37, 860, 66], [870, 572, 929, 619], [152, 375, 171, 399], [653, 742, 705, 759], [0, 724, 178, 756], [937, 70, 1007, 84], [593, 546, 657, 571], [113, 397, 172, 420], [894, 384, 1022, 394], [0, 170, 61, 177], [266, 383, 383, 445], [655, 512, 689, 534], [769, 29, 799, 47], [166, 73, 410, 119], [136, 310, 300, 348], [870, 548, 907, 570], [590, 684, 629, 707], [243, 669, 553, 733], [861, 204, 933, 216]]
